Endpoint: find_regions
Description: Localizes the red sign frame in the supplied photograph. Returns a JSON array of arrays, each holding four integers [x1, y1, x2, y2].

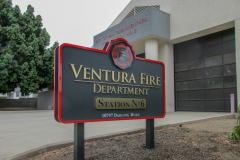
[[55, 38, 165, 123]]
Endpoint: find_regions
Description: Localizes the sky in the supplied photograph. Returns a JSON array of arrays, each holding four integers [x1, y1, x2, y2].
[[11, 0, 131, 48]]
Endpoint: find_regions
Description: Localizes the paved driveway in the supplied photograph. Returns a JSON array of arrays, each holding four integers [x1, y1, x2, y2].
[[0, 110, 231, 160]]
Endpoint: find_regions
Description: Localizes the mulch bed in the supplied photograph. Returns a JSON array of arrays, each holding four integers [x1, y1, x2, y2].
[[25, 118, 240, 160]]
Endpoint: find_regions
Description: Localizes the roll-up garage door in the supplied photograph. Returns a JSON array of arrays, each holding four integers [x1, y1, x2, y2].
[[174, 28, 237, 112]]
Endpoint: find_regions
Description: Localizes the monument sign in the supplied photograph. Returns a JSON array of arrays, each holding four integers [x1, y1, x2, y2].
[[54, 38, 165, 160], [54, 38, 165, 123]]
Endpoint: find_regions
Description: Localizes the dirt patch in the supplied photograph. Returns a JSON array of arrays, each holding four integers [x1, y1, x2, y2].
[[25, 118, 240, 160]]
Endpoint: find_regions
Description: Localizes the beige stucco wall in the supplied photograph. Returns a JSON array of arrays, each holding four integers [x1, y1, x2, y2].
[[158, 42, 175, 112], [235, 19, 240, 106], [170, 0, 240, 40], [144, 40, 175, 112], [109, 0, 240, 41], [145, 39, 158, 60], [109, 0, 188, 29]]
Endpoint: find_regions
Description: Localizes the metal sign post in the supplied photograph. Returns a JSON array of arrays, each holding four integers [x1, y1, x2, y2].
[[74, 123, 84, 160], [146, 119, 154, 149]]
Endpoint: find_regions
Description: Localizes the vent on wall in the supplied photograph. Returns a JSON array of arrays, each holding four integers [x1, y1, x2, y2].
[[121, 5, 160, 22]]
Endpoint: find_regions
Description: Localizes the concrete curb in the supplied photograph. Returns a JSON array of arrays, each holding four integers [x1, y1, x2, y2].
[[11, 141, 73, 160], [10, 114, 235, 160]]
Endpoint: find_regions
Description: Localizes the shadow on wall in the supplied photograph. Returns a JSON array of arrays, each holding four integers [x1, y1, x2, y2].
[[37, 90, 54, 110], [0, 98, 37, 110]]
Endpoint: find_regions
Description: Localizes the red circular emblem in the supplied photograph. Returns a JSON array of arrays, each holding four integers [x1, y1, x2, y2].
[[112, 43, 133, 69]]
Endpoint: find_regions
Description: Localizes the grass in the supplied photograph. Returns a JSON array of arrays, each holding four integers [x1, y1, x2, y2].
[[0, 97, 7, 99]]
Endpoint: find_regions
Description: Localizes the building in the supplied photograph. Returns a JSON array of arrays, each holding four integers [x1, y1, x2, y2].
[[93, 0, 239, 112], [0, 93, 7, 98], [6, 87, 35, 99]]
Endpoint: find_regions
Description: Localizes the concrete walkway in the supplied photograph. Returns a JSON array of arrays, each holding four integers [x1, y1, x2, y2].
[[0, 110, 233, 160]]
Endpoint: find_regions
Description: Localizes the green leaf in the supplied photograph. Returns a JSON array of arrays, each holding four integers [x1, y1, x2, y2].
[[229, 133, 232, 140], [234, 133, 239, 140]]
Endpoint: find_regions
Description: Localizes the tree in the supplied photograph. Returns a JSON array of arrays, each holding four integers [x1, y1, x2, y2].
[[0, 0, 58, 95]]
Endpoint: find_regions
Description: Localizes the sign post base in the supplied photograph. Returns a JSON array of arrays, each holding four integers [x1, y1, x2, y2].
[[74, 123, 84, 160], [146, 119, 154, 149]]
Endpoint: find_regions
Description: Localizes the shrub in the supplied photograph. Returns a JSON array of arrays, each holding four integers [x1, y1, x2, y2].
[[229, 107, 240, 141]]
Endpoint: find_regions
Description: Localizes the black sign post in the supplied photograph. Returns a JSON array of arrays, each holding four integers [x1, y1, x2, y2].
[[146, 119, 154, 149], [74, 123, 84, 160], [54, 38, 165, 159]]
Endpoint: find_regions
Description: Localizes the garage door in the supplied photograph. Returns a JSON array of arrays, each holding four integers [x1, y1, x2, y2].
[[174, 28, 237, 112]]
